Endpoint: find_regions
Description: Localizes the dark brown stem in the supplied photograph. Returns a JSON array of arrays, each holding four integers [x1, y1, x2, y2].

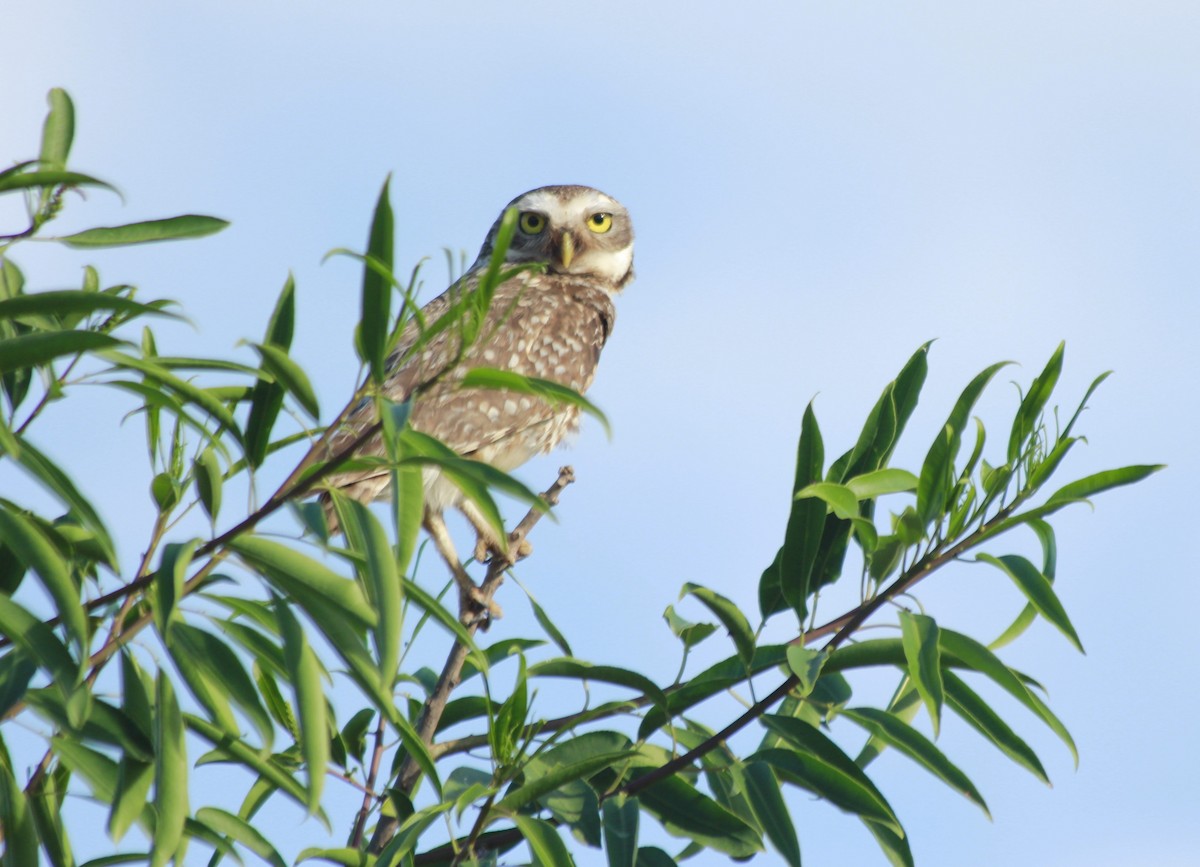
[[349, 715, 388, 848], [366, 467, 575, 855]]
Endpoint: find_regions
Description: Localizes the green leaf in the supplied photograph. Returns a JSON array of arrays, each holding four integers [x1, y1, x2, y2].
[[229, 536, 376, 629], [0, 330, 121, 374], [194, 447, 223, 521], [1044, 464, 1164, 508], [509, 815, 571, 865], [863, 817, 914, 867], [461, 367, 611, 437], [918, 361, 1009, 524], [0, 508, 86, 654], [276, 597, 328, 812], [153, 540, 196, 638], [527, 593, 573, 657], [602, 796, 639, 867], [939, 630, 1076, 765], [150, 675, 188, 867], [168, 623, 273, 747], [250, 342, 319, 420], [899, 611, 944, 735], [757, 715, 900, 832], [977, 554, 1083, 653], [764, 400, 824, 622], [0, 170, 116, 195], [361, 177, 394, 383], [100, 350, 242, 440], [785, 646, 828, 696], [195, 807, 287, 867], [662, 605, 717, 651], [1008, 342, 1064, 463], [844, 707, 989, 816], [59, 215, 228, 248], [0, 595, 83, 719], [500, 749, 635, 814], [25, 767, 71, 867], [845, 468, 919, 500], [0, 734, 40, 867], [530, 658, 668, 715], [244, 274, 295, 467], [335, 498, 404, 691], [681, 583, 755, 667], [796, 481, 859, 520], [943, 671, 1049, 785], [621, 770, 762, 858], [0, 290, 182, 325], [743, 762, 802, 867], [39, 88, 75, 172], [185, 714, 316, 816]]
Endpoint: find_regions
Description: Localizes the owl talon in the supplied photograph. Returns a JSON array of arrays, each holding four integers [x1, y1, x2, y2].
[[474, 535, 533, 565], [458, 579, 502, 626]]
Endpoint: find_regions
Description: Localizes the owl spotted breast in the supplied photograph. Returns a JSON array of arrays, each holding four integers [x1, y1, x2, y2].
[[311, 185, 633, 597]]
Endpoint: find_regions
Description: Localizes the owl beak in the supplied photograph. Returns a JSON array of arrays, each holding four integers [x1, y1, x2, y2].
[[557, 232, 576, 270]]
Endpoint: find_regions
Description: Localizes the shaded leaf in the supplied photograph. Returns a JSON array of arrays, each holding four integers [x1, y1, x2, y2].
[[0, 330, 121, 374]]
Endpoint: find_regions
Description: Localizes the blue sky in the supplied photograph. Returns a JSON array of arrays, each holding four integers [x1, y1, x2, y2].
[[3, 2, 1197, 865]]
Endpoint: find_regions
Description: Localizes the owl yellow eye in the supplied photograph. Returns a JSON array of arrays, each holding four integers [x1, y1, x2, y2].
[[518, 212, 547, 234], [587, 212, 613, 234]]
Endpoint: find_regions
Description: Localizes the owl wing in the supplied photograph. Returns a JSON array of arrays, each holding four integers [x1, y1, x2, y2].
[[304, 267, 614, 497]]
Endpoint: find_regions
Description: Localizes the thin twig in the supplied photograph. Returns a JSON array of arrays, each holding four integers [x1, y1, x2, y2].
[[349, 715, 388, 848]]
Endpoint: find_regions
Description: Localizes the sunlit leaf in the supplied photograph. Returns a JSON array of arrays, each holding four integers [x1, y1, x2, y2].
[[899, 611, 944, 735], [276, 596, 328, 812], [681, 583, 755, 667], [977, 554, 1083, 653], [150, 675, 188, 867], [843, 707, 989, 817], [60, 215, 228, 248]]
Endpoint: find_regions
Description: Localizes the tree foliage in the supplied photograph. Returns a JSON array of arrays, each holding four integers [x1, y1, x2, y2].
[[0, 90, 1161, 866]]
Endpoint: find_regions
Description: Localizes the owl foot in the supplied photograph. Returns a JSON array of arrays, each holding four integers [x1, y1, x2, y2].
[[456, 573, 503, 626], [473, 534, 533, 566]]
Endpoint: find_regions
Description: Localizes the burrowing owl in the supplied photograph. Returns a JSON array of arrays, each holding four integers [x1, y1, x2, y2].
[[311, 185, 634, 606]]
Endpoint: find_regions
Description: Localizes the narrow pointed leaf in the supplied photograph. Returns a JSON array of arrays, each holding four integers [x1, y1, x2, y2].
[[60, 215, 228, 248], [195, 807, 287, 867], [845, 468, 918, 500], [150, 675, 188, 867], [899, 611, 944, 735], [333, 497, 402, 690], [944, 671, 1049, 784], [0, 331, 121, 374], [0, 508, 86, 655], [681, 583, 755, 667], [977, 554, 1083, 653], [743, 762, 802, 867], [1045, 464, 1164, 508], [602, 797, 639, 867], [39, 88, 75, 172], [250, 342, 319, 420], [1008, 342, 1064, 463], [844, 707, 989, 816], [939, 629, 1076, 765], [276, 597, 328, 812], [361, 177, 394, 382], [229, 536, 376, 629]]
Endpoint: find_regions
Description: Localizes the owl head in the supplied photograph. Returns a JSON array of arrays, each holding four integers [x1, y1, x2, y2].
[[474, 185, 634, 290]]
